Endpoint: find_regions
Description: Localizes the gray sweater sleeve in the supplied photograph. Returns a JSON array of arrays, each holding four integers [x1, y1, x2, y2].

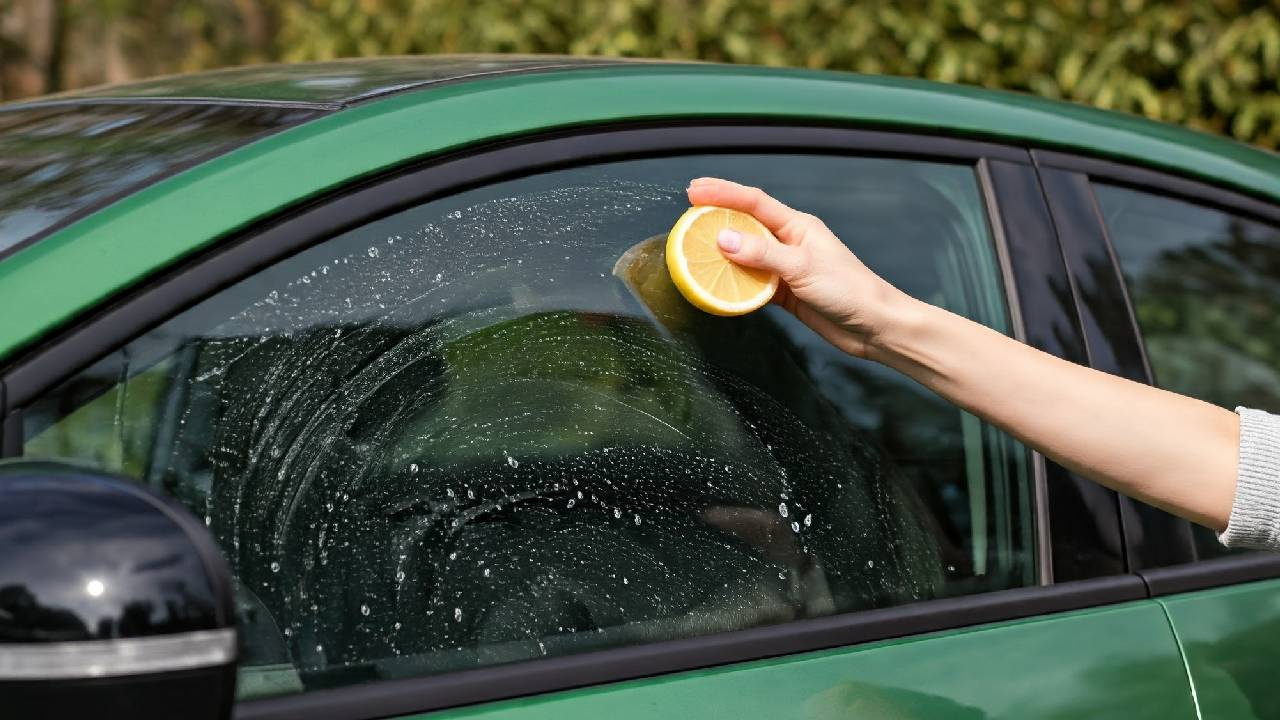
[[1219, 407, 1280, 550]]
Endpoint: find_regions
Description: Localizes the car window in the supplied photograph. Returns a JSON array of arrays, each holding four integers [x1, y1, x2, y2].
[[22, 152, 1035, 699], [1095, 182, 1280, 558], [0, 103, 318, 257]]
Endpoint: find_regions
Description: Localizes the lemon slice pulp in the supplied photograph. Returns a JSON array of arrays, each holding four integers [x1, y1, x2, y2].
[[665, 205, 780, 316]]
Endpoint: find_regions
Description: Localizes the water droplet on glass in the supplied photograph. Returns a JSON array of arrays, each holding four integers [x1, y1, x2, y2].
[[396, 570, 406, 582], [360, 604, 370, 616], [778, 571, 787, 580], [434, 272, 443, 282], [790, 521, 800, 533], [866, 560, 875, 569], [448, 552, 458, 561], [394, 621, 402, 630], [634, 514, 642, 525], [409, 463, 419, 474], [507, 456, 519, 468], [483, 568, 491, 577], [454, 607, 463, 622], [613, 508, 622, 519], [778, 503, 789, 518], [622, 577, 629, 585], [803, 513, 813, 527], [367, 247, 380, 258], [316, 644, 324, 654], [270, 561, 281, 573]]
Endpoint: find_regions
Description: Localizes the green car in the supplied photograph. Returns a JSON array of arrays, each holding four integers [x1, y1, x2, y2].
[[1, 56, 1279, 719]]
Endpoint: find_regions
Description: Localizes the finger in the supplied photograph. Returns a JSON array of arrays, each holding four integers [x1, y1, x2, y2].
[[687, 178, 801, 238], [717, 228, 805, 278]]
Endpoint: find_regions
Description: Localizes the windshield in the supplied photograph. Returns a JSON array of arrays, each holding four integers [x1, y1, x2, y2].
[[0, 102, 317, 257]]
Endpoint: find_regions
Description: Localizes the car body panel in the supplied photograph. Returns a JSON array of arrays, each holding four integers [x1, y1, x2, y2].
[[414, 601, 1193, 720], [2, 62, 1280, 364], [1159, 578, 1280, 718]]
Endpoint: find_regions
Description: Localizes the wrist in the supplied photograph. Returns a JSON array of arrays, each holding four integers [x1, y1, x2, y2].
[[859, 289, 933, 367]]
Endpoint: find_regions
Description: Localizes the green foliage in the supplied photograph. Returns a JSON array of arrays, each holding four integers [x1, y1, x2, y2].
[[260, 0, 1280, 147], [10, 0, 1280, 147]]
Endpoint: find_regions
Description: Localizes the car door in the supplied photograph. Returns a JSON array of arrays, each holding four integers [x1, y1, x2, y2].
[[2, 125, 1193, 719], [1036, 150, 1280, 718]]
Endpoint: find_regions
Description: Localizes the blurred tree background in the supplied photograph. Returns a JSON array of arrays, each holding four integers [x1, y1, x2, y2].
[[1, 0, 1278, 146]]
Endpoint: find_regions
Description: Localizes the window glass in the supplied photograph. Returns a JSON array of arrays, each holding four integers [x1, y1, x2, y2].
[[24, 153, 1034, 698], [0, 103, 317, 256], [1096, 183, 1280, 557]]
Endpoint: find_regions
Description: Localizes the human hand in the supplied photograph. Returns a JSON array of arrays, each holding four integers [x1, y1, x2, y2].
[[686, 177, 912, 358]]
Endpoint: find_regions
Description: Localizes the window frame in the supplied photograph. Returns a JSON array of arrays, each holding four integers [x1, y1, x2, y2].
[[983, 159, 1128, 583], [1033, 148, 1280, 588], [0, 122, 1139, 718]]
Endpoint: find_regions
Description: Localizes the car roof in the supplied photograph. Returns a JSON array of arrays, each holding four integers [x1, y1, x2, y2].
[[2, 59, 1279, 364], [9, 55, 643, 109]]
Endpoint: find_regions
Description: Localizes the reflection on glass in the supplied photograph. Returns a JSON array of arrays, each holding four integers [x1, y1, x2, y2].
[[0, 103, 316, 255], [0, 480, 219, 642], [25, 154, 1033, 697], [1098, 184, 1280, 412]]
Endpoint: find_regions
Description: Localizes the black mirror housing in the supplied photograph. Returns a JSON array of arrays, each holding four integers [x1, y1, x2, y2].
[[0, 461, 237, 719]]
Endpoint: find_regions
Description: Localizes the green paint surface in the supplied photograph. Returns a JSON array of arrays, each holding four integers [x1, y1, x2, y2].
[[1160, 578, 1280, 718], [412, 601, 1193, 720]]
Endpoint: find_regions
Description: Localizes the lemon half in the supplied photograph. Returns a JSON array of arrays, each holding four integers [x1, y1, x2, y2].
[[665, 205, 780, 316]]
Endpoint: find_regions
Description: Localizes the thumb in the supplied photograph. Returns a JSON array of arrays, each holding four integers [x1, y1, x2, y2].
[[717, 228, 804, 278]]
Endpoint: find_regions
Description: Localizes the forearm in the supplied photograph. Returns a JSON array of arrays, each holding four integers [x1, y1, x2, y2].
[[866, 294, 1240, 531]]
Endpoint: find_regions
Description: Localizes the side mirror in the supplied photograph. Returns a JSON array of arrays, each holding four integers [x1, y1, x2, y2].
[[0, 461, 237, 719]]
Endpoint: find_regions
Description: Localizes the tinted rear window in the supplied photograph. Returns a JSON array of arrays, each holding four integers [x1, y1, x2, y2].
[[0, 102, 318, 256]]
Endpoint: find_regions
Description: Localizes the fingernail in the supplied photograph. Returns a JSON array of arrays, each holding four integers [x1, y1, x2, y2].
[[718, 228, 742, 253], [689, 177, 714, 187]]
